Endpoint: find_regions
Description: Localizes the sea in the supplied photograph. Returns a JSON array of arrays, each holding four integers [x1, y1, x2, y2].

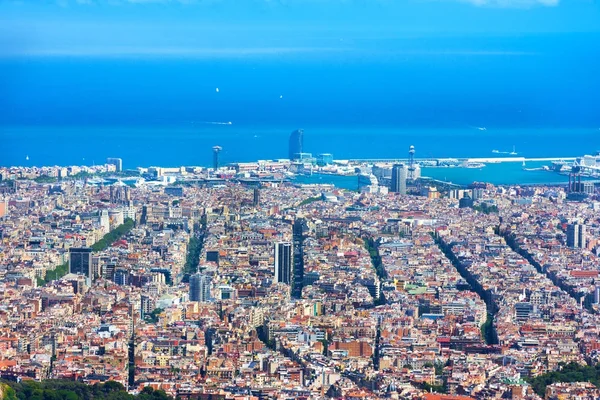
[[2, 125, 596, 187], [1, 34, 599, 187]]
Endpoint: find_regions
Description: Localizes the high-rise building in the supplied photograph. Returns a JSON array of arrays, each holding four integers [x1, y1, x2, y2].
[[69, 247, 93, 281], [106, 157, 123, 172], [212, 146, 222, 170], [289, 129, 304, 160], [253, 188, 260, 207], [274, 242, 292, 284], [190, 273, 211, 302], [141, 295, 154, 319], [515, 302, 534, 321], [0, 197, 8, 218], [567, 223, 586, 249], [99, 210, 110, 234], [471, 188, 484, 201], [390, 164, 407, 195], [114, 269, 129, 285], [292, 219, 307, 298]]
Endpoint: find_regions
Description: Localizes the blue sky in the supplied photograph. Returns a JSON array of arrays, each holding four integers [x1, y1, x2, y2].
[[1, 0, 599, 57]]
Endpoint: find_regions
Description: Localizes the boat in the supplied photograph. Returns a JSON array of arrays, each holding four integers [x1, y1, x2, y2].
[[464, 162, 486, 169], [492, 150, 500, 154], [509, 145, 517, 156], [523, 167, 544, 171]]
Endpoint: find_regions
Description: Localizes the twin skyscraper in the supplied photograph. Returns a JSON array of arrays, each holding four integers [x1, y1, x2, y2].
[[274, 219, 306, 298]]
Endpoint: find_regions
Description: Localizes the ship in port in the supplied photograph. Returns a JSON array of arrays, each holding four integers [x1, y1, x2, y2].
[[463, 161, 486, 169], [549, 152, 600, 177], [492, 146, 517, 155]]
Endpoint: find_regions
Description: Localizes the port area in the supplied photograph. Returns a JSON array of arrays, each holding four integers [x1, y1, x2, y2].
[[343, 157, 577, 164]]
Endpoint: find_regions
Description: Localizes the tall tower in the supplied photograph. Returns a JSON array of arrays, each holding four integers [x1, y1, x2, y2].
[[292, 219, 307, 298], [106, 157, 123, 172], [69, 247, 93, 282], [212, 146, 222, 171], [289, 129, 304, 160], [253, 188, 260, 207], [390, 164, 407, 195], [408, 145, 416, 181], [274, 242, 292, 284], [190, 273, 211, 302], [567, 223, 586, 249]]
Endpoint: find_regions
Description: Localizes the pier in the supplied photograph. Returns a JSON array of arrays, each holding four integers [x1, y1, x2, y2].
[[341, 156, 577, 164]]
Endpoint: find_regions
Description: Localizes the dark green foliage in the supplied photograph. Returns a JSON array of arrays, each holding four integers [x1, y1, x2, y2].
[[183, 235, 202, 277], [256, 326, 276, 350], [527, 362, 600, 397], [38, 219, 134, 287], [472, 203, 499, 214], [38, 263, 69, 286], [434, 362, 445, 376], [144, 308, 163, 324], [501, 230, 595, 314], [431, 232, 499, 345], [363, 237, 387, 279], [1, 384, 17, 400], [91, 219, 135, 252], [298, 196, 321, 207], [34, 176, 58, 184], [480, 313, 496, 345], [136, 387, 171, 400], [1, 380, 173, 400]]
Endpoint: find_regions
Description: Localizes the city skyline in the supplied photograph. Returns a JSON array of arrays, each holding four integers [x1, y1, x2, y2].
[[1, 0, 600, 398]]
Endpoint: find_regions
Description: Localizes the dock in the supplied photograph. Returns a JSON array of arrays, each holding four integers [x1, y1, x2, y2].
[[340, 157, 577, 164]]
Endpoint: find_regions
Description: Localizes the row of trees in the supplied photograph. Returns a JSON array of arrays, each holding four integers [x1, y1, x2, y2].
[[500, 229, 596, 313], [363, 237, 387, 280], [432, 232, 499, 345], [473, 203, 499, 214], [527, 362, 600, 396], [37, 219, 135, 287], [1, 380, 171, 400], [36, 262, 69, 286], [91, 218, 135, 252], [298, 196, 321, 207], [182, 235, 202, 282]]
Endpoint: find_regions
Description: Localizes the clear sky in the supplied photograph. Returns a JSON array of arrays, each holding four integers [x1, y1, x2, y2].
[[1, 0, 599, 57]]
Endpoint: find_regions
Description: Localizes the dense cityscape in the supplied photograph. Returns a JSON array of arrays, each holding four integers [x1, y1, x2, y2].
[[1, 130, 600, 400]]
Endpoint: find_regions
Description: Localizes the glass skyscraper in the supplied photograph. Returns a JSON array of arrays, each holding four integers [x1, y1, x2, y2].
[[274, 242, 292, 284], [391, 164, 408, 195], [292, 219, 307, 298], [288, 129, 304, 160], [69, 247, 93, 281], [190, 273, 211, 302]]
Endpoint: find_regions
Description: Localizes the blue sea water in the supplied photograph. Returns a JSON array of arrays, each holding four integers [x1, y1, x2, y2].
[[1, 125, 598, 168], [1, 34, 599, 186], [295, 162, 573, 189]]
